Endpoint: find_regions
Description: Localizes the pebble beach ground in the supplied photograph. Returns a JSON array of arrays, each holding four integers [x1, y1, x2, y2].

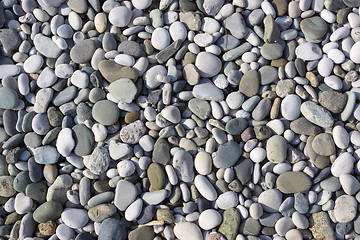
[[2, 0, 360, 239]]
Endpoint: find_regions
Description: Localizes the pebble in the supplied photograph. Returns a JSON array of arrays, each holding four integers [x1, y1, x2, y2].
[[334, 195, 357, 223]]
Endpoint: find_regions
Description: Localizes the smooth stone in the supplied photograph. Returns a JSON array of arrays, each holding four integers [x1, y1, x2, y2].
[[192, 78, 224, 101], [37, 67, 57, 88], [25, 182, 47, 204], [138, 205, 156, 225], [319, 90, 347, 114], [300, 16, 328, 42], [0, 65, 20, 79], [259, 66, 278, 85], [214, 140, 242, 168], [275, 217, 295, 236], [258, 189, 282, 213], [23, 55, 43, 73], [92, 100, 120, 126], [223, 12, 248, 39], [0, 87, 18, 109], [300, 101, 334, 128], [98, 60, 124, 83], [350, 41, 360, 63], [152, 138, 171, 165], [88, 204, 116, 222], [151, 28, 170, 50], [98, 218, 126, 240], [13, 171, 31, 193], [114, 180, 137, 211], [332, 125, 349, 149], [320, 177, 341, 192], [295, 42, 322, 60], [276, 171, 312, 194], [109, 6, 132, 27], [281, 94, 301, 120], [147, 163, 165, 191], [56, 128, 75, 157], [0, 29, 20, 51], [72, 124, 95, 156], [264, 14, 280, 43], [173, 149, 194, 182], [161, 106, 181, 124], [174, 222, 203, 240], [260, 42, 283, 60], [194, 175, 217, 201], [290, 117, 322, 136], [198, 209, 222, 230], [52, 86, 77, 107], [70, 39, 96, 64], [331, 152, 355, 177], [34, 34, 62, 58], [203, 0, 224, 15], [188, 98, 211, 120], [195, 52, 222, 78], [339, 173, 360, 195], [142, 189, 168, 205], [266, 135, 287, 163], [33, 146, 59, 164], [33, 201, 62, 223], [260, 213, 282, 227], [233, 158, 253, 185], [61, 208, 89, 228], [218, 208, 241, 240], [225, 118, 247, 135], [216, 191, 238, 210], [312, 133, 335, 156], [143, 65, 167, 89], [129, 226, 155, 240], [334, 195, 357, 223], [239, 218, 261, 236], [294, 192, 309, 214], [239, 70, 260, 97]]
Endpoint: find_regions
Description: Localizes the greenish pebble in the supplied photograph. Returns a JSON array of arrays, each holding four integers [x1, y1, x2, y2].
[[128, 226, 155, 240], [25, 182, 48, 204], [152, 138, 171, 165], [72, 124, 95, 156], [225, 118, 248, 135], [13, 171, 31, 192], [89, 146, 110, 175], [319, 90, 347, 114], [92, 100, 120, 126], [108, 78, 137, 103], [94, 180, 111, 193], [188, 98, 211, 120], [254, 125, 272, 140], [218, 208, 241, 240], [0, 87, 18, 109], [42, 127, 61, 145], [147, 163, 166, 191], [239, 70, 260, 97], [242, 96, 261, 112], [234, 158, 253, 185], [301, 16, 328, 43], [33, 201, 63, 223], [276, 171, 312, 194], [264, 14, 280, 43], [89, 87, 105, 103], [300, 101, 334, 129], [260, 42, 283, 60], [239, 218, 261, 236], [215, 179, 228, 193]]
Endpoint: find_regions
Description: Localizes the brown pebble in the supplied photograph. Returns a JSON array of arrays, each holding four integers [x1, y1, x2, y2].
[[271, 58, 287, 68], [333, 65, 346, 78], [270, 97, 281, 119], [306, 72, 319, 87], [124, 111, 139, 124], [38, 221, 57, 236]]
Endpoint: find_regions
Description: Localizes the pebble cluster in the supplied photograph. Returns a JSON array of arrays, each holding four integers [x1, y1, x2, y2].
[[2, 0, 360, 239]]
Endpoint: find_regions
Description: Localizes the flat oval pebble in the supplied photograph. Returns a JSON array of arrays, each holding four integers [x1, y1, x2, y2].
[[276, 171, 312, 194]]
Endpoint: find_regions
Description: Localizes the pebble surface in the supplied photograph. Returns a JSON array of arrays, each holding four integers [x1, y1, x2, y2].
[[1, 0, 360, 240]]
